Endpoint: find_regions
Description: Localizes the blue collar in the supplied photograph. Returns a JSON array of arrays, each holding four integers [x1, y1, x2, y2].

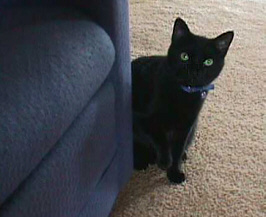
[[180, 84, 215, 93]]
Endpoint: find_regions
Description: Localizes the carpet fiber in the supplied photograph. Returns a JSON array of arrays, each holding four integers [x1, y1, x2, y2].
[[111, 0, 266, 216]]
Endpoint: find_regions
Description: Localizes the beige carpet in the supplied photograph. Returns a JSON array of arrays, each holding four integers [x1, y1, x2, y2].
[[111, 0, 266, 216]]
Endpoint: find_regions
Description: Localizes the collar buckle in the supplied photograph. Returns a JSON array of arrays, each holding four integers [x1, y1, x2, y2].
[[180, 84, 215, 96]]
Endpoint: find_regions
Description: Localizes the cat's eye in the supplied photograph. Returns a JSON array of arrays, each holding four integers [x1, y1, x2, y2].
[[204, 58, 214, 66], [180, 52, 189, 61]]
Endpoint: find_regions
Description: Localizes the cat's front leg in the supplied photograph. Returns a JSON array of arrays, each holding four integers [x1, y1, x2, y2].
[[181, 120, 198, 162], [167, 129, 190, 184], [182, 151, 188, 162], [157, 147, 172, 170], [151, 132, 172, 170]]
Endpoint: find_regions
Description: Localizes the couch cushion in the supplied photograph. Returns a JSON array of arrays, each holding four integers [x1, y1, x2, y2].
[[0, 82, 117, 217], [0, 8, 115, 205]]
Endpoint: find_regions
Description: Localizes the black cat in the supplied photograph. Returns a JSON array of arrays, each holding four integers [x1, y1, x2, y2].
[[132, 18, 234, 184]]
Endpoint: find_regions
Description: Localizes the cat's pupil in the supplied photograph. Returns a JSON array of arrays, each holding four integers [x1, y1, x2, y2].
[[203, 59, 214, 66], [180, 52, 189, 61]]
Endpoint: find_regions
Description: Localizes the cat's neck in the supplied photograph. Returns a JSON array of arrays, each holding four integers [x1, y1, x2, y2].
[[152, 59, 206, 102]]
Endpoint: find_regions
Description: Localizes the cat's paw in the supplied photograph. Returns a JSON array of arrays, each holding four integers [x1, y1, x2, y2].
[[182, 151, 188, 162], [167, 169, 186, 184]]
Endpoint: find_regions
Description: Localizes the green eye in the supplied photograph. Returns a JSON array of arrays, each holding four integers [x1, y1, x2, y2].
[[180, 52, 189, 61], [204, 58, 214, 66]]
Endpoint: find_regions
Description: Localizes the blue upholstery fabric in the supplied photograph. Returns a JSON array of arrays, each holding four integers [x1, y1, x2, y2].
[[0, 0, 133, 217], [81, 0, 134, 191], [0, 1, 133, 216], [1, 83, 118, 217], [0, 9, 115, 205], [0, 1, 133, 155], [0, 7, 87, 31], [0, 0, 133, 157]]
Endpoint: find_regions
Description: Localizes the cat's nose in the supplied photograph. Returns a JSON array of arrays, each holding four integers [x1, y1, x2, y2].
[[194, 58, 200, 64], [193, 59, 201, 70], [196, 64, 201, 71]]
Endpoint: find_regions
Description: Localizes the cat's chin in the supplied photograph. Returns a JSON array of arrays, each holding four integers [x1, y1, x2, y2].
[[175, 77, 209, 87]]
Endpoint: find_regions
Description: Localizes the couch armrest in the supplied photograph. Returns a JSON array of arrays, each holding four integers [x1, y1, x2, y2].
[[0, 8, 115, 205], [77, 1, 133, 186]]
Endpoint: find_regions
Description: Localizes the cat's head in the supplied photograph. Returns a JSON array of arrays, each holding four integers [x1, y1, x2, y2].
[[167, 18, 234, 87]]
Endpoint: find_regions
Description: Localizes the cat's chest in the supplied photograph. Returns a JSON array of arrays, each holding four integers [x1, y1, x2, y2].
[[170, 92, 204, 110], [157, 91, 205, 127]]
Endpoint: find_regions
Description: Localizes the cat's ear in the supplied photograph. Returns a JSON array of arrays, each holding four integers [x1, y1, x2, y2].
[[214, 31, 234, 57], [172, 18, 190, 41]]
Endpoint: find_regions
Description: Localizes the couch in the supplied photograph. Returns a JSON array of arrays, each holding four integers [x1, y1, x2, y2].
[[0, 0, 133, 216]]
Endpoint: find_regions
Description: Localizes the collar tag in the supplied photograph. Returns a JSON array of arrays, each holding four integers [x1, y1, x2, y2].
[[201, 91, 208, 99]]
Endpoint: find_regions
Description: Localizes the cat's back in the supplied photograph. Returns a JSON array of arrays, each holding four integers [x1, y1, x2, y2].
[[132, 55, 165, 86], [132, 56, 164, 73]]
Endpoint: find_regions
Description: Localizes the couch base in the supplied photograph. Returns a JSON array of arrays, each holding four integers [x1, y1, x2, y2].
[[0, 82, 132, 217]]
